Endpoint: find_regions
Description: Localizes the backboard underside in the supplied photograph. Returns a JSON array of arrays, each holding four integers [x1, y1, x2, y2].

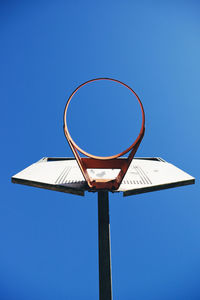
[[11, 157, 195, 196]]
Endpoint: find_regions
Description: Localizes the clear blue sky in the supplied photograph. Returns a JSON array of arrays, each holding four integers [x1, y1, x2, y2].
[[1, 1, 200, 299]]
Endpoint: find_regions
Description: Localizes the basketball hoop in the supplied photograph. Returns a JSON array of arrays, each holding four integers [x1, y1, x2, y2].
[[63, 78, 145, 190]]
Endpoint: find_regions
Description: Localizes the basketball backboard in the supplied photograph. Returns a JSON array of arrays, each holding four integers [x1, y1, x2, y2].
[[12, 157, 195, 196]]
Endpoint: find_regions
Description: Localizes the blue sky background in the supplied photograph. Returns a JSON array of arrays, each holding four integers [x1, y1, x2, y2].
[[1, 1, 200, 299]]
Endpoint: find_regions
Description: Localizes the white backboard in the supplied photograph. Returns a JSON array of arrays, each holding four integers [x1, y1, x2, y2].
[[11, 157, 195, 196]]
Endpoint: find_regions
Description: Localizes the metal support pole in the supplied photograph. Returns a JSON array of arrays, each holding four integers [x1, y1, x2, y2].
[[98, 191, 112, 300]]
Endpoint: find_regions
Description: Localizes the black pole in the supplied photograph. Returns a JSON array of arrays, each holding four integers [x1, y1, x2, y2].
[[98, 191, 112, 300]]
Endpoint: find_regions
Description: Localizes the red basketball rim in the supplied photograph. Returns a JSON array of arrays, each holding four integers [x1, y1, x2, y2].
[[63, 77, 145, 160]]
